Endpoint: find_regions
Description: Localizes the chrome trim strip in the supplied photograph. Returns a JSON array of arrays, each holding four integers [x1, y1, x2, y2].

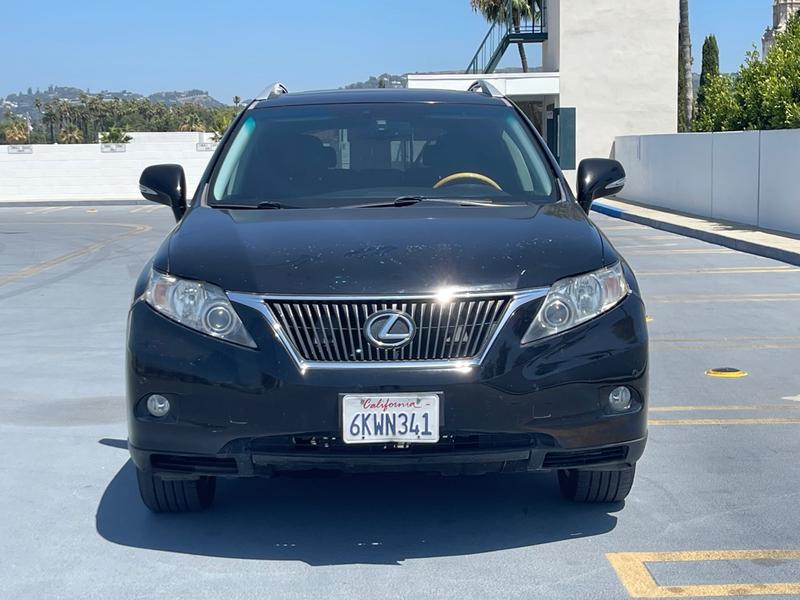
[[228, 288, 548, 372]]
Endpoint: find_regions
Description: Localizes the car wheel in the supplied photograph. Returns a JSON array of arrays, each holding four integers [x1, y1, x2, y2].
[[136, 467, 216, 512], [557, 465, 636, 503]]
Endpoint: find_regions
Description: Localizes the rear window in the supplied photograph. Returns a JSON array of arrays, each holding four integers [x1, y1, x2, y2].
[[210, 102, 555, 207]]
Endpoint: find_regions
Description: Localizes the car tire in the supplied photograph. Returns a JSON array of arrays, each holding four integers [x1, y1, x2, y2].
[[136, 467, 216, 512], [557, 465, 636, 503]]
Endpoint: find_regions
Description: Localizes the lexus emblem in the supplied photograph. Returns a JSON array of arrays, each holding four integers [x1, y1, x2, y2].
[[364, 310, 416, 349]]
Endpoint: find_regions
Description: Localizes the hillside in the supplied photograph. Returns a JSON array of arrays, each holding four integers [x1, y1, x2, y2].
[[2, 86, 225, 120]]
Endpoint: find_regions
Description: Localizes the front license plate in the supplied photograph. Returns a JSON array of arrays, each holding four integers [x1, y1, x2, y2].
[[342, 394, 440, 444]]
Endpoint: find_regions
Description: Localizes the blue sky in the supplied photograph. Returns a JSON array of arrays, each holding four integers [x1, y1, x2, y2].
[[1, 0, 772, 102]]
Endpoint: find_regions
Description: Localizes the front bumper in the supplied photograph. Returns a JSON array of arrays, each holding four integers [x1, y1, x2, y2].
[[127, 292, 649, 477]]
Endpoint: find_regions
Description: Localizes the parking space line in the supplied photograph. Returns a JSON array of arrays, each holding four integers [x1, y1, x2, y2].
[[0, 222, 151, 288], [607, 550, 800, 598], [638, 266, 800, 276], [649, 418, 800, 426], [648, 293, 800, 304], [626, 248, 735, 256], [651, 404, 800, 412]]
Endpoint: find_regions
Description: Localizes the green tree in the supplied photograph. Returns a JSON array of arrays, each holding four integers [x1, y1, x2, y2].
[[179, 112, 205, 132], [694, 14, 800, 132], [694, 75, 739, 131], [99, 127, 133, 143], [697, 34, 720, 109], [470, 0, 534, 72]]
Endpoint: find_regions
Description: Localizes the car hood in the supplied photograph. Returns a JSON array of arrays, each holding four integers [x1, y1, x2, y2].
[[162, 202, 605, 295]]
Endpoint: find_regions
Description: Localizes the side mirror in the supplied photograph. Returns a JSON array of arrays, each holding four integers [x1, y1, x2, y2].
[[576, 158, 626, 213], [139, 164, 187, 221]]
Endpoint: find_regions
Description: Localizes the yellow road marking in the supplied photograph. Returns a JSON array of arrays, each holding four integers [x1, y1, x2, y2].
[[705, 368, 747, 378], [651, 404, 800, 412], [86, 208, 98, 213], [648, 293, 800, 304], [649, 418, 800, 426], [0, 222, 151, 288], [608, 550, 800, 598], [638, 266, 800, 276], [628, 248, 734, 255]]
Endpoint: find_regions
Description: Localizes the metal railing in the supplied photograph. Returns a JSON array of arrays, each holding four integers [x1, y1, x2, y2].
[[466, 0, 548, 75]]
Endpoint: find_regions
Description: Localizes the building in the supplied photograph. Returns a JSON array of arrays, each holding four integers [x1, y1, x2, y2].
[[407, 0, 678, 185], [762, 0, 800, 57]]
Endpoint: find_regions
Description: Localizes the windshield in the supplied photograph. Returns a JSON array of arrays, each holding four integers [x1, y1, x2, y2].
[[209, 102, 555, 208]]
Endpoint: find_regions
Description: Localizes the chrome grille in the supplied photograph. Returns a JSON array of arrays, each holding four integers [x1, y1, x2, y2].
[[265, 296, 513, 363]]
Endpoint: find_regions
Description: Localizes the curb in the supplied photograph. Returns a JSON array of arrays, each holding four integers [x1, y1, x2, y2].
[[0, 199, 147, 208], [592, 202, 800, 267]]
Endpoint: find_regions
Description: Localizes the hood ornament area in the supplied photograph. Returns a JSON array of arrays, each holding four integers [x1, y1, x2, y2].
[[364, 310, 416, 349]]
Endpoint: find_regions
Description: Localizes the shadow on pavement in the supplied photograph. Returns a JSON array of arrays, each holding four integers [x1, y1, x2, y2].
[[96, 455, 621, 566]]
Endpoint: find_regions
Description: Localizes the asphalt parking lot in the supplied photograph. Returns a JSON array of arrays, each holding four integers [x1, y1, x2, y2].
[[1, 204, 799, 600]]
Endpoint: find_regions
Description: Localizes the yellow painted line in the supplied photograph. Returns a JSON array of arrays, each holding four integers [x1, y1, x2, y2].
[[705, 368, 747, 378], [651, 404, 800, 412], [649, 418, 800, 426], [627, 248, 734, 255], [0, 222, 151, 288], [648, 293, 800, 304], [608, 550, 800, 598], [638, 266, 800, 276]]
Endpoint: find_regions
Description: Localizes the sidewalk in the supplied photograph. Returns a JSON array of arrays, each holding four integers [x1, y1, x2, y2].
[[593, 197, 800, 267]]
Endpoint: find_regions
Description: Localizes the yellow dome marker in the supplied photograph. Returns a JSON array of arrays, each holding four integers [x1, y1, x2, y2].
[[705, 367, 747, 378], [86, 208, 98, 213], [645, 315, 654, 323]]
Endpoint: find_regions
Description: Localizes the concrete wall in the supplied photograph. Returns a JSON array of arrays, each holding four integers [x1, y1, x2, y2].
[[406, 72, 560, 98], [547, 0, 679, 182], [615, 129, 800, 236], [0, 132, 217, 202]]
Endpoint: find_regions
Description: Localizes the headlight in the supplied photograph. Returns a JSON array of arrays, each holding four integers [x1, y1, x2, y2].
[[522, 262, 629, 344], [144, 269, 256, 348]]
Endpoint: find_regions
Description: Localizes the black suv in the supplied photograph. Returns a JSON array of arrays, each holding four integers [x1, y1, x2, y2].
[[128, 82, 647, 512]]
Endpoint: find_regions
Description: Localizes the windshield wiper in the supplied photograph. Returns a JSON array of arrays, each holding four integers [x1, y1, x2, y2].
[[211, 201, 286, 210], [357, 196, 496, 209]]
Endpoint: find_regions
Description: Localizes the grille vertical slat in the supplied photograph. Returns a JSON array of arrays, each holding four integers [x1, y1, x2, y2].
[[468, 300, 489, 357], [265, 294, 513, 364], [294, 304, 319, 361]]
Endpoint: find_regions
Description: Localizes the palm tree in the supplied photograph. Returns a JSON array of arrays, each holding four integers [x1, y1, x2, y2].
[[58, 124, 84, 144], [4, 119, 29, 143], [471, 0, 533, 72], [679, 0, 694, 130], [232, 95, 241, 108]]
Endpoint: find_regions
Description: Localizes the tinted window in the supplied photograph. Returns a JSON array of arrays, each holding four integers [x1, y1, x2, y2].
[[210, 103, 555, 207]]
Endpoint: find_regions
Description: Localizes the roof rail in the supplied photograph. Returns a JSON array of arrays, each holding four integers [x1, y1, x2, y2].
[[254, 82, 289, 101], [468, 80, 504, 98]]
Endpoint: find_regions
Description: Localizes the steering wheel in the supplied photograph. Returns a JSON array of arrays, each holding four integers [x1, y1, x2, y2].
[[433, 172, 502, 191]]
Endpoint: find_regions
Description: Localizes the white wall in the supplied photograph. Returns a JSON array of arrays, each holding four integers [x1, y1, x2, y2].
[[548, 0, 679, 182], [407, 72, 560, 97], [0, 132, 216, 202], [615, 129, 800, 236]]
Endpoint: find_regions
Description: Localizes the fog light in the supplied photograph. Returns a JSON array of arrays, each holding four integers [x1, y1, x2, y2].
[[608, 386, 632, 412], [146, 394, 170, 417]]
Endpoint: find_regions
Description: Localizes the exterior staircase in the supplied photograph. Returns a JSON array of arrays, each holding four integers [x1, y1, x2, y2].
[[466, 0, 548, 75]]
